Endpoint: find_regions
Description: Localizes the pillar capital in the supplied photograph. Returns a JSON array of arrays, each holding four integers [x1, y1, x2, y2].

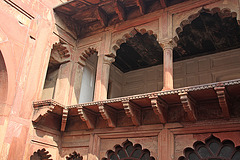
[[103, 53, 115, 65], [159, 39, 176, 50]]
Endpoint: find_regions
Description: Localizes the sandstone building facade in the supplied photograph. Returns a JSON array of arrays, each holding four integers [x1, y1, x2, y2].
[[0, 0, 240, 159]]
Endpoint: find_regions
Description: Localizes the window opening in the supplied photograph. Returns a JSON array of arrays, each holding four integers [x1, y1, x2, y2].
[[102, 139, 155, 160], [178, 135, 240, 160], [66, 151, 83, 160], [30, 148, 52, 160], [79, 52, 98, 103]]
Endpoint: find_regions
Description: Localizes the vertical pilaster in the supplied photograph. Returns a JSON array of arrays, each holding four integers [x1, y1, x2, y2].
[[94, 54, 115, 101], [158, 129, 174, 160], [160, 40, 176, 91]]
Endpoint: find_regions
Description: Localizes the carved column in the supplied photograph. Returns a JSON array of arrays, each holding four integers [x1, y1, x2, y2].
[[94, 54, 115, 101], [160, 40, 175, 91], [101, 55, 115, 100]]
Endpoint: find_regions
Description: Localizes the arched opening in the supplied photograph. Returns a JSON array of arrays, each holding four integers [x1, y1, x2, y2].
[[102, 139, 155, 160], [66, 151, 83, 160], [41, 41, 70, 100], [172, 7, 240, 87], [174, 7, 240, 59], [30, 148, 52, 160], [0, 50, 8, 106], [79, 48, 98, 103], [109, 28, 163, 98], [178, 135, 240, 160]]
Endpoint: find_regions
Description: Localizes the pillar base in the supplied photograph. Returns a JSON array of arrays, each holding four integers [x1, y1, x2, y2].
[[161, 87, 173, 91]]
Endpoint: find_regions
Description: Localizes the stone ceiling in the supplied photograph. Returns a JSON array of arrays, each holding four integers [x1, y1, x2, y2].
[[54, 0, 186, 37], [55, 2, 240, 73]]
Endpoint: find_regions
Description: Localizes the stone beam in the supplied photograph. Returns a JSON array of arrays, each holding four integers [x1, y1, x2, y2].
[[114, 0, 126, 21], [78, 107, 96, 129], [149, 96, 167, 123], [136, 0, 146, 15], [98, 104, 117, 127], [214, 86, 230, 119], [61, 108, 68, 131], [122, 100, 141, 126], [159, 0, 167, 8], [97, 7, 108, 27], [179, 92, 197, 122]]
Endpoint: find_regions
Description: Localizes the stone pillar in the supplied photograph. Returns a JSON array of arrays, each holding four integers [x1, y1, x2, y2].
[[94, 54, 115, 101], [54, 61, 83, 105], [101, 55, 115, 100], [160, 40, 175, 91]]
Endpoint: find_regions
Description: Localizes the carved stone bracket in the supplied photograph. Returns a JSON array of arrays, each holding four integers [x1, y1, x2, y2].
[[97, 7, 108, 27], [214, 86, 230, 119], [98, 103, 117, 127], [78, 107, 96, 129], [61, 108, 68, 131], [122, 100, 141, 126], [78, 47, 98, 66], [136, 0, 146, 15], [49, 42, 71, 71], [114, 0, 126, 21], [159, 0, 167, 8], [179, 92, 197, 122], [32, 105, 55, 124], [149, 96, 167, 124]]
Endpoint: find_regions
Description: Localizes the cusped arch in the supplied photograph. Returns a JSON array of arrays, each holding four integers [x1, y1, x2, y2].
[[0, 50, 8, 104], [78, 47, 98, 67], [102, 139, 155, 160], [178, 135, 240, 160], [66, 151, 83, 160], [30, 148, 53, 160], [175, 7, 238, 37], [174, 7, 240, 56], [112, 28, 158, 53]]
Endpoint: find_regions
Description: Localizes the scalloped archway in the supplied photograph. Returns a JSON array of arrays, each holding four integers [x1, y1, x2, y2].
[[111, 28, 162, 73], [102, 139, 155, 160], [173, 7, 240, 60], [30, 148, 53, 160], [178, 135, 240, 160]]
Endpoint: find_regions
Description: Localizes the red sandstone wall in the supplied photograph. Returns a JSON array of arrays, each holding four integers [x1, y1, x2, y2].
[[0, 0, 64, 159]]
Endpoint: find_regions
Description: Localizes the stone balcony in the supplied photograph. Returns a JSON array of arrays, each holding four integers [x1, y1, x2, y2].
[[32, 78, 240, 132]]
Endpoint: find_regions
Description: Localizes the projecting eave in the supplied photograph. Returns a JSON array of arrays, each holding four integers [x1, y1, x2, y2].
[[33, 78, 240, 131]]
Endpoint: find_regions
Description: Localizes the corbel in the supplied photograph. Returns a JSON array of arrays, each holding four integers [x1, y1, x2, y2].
[[149, 96, 167, 124], [136, 0, 146, 15], [32, 105, 55, 124], [159, 0, 167, 8], [97, 7, 109, 27], [114, 0, 126, 21], [78, 107, 96, 129], [122, 100, 141, 126], [179, 92, 197, 122], [61, 108, 68, 131], [98, 103, 117, 127], [214, 86, 230, 119]]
